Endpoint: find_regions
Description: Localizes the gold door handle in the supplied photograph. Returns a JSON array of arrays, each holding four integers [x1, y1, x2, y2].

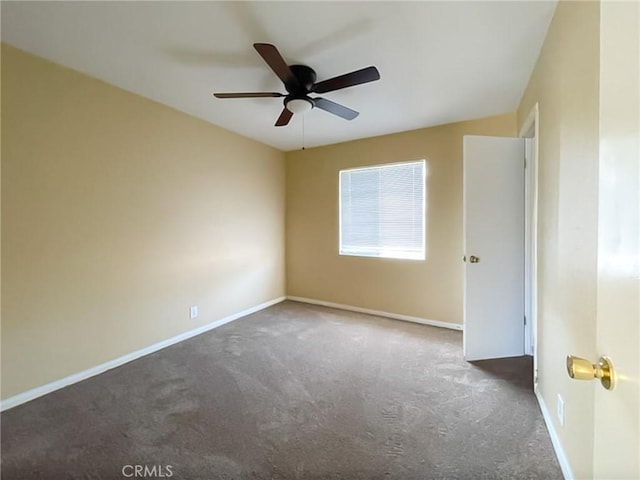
[[469, 255, 480, 263], [566, 355, 616, 390]]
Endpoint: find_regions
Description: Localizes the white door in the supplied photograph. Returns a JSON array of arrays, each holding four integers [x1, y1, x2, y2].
[[592, 1, 639, 477], [463, 135, 525, 361]]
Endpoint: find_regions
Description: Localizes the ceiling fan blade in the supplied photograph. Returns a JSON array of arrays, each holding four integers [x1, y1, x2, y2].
[[253, 43, 299, 89], [313, 97, 359, 120], [213, 92, 284, 99], [275, 107, 293, 127], [313, 66, 380, 94]]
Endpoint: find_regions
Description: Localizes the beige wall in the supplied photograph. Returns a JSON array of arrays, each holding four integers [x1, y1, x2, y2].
[[286, 114, 516, 325], [1, 44, 286, 399], [517, 2, 600, 478]]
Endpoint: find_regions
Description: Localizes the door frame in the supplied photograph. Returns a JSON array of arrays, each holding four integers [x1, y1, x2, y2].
[[519, 103, 540, 390]]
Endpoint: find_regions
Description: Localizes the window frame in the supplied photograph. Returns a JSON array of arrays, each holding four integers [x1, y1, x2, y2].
[[338, 159, 426, 261]]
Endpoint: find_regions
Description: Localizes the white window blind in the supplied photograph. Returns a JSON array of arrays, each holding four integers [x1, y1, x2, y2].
[[339, 160, 425, 260]]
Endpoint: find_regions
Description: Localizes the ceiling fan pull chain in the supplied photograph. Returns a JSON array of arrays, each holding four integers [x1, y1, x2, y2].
[[302, 115, 306, 151]]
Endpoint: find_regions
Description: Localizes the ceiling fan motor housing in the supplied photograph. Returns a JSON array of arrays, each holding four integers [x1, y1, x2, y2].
[[284, 65, 318, 112], [287, 65, 317, 95]]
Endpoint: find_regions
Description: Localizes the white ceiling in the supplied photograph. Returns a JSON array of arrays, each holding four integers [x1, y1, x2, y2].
[[1, 1, 556, 151]]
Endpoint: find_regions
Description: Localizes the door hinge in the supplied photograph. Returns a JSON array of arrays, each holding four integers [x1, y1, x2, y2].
[[524, 315, 527, 325], [524, 156, 527, 168]]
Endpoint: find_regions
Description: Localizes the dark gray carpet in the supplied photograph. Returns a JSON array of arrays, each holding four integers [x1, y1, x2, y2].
[[1, 301, 562, 479]]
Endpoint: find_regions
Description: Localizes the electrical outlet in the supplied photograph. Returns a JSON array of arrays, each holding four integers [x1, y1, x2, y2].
[[189, 306, 198, 319], [557, 394, 564, 427]]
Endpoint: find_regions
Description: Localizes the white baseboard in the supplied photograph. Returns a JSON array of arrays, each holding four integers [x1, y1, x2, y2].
[[286, 296, 463, 331], [0, 296, 286, 412], [535, 390, 573, 480]]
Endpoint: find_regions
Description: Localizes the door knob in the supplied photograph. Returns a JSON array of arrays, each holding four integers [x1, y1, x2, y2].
[[566, 355, 616, 391], [469, 255, 480, 263]]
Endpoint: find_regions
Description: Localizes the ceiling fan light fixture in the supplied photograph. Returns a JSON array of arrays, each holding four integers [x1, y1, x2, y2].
[[285, 98, 314, 115]]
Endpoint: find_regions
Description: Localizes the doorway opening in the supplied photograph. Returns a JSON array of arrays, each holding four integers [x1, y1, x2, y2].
[[519, 103, 539, 391]]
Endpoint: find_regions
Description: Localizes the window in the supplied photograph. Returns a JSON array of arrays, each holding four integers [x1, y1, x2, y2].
[[339, 160, 425, 260]]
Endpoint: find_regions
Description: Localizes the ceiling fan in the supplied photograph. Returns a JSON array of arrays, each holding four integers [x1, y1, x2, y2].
[[213, 43, 381, 127]]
